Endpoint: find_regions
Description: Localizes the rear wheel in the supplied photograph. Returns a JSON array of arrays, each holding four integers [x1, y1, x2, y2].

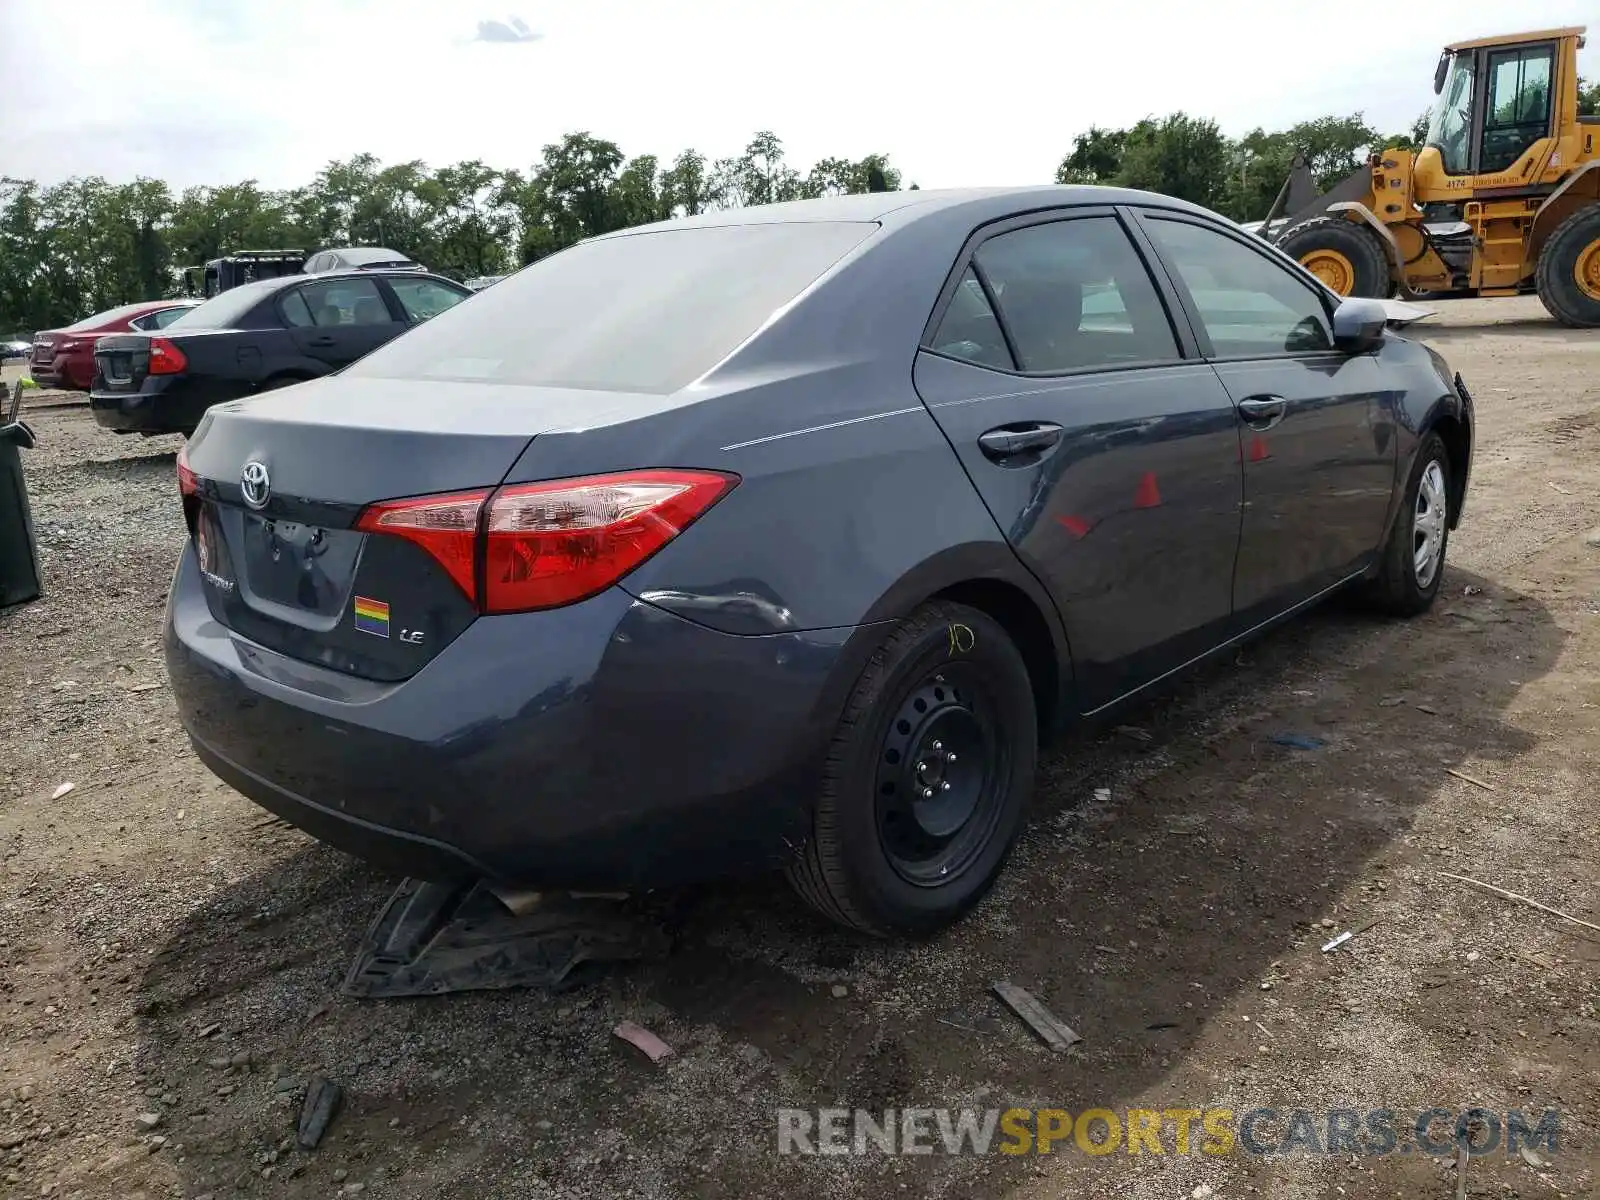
[[1358, 431, 1451, 616], [1535, 204, 1600, 328], [1277, 217, 1392, 298], [785, 601, 1036, 937]]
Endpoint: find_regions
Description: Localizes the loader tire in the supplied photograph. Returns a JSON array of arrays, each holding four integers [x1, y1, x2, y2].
[[1535, 204, 1600, 329], [1278, 217, 1392, 299]]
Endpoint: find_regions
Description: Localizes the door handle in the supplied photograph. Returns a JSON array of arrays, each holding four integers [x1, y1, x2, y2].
[[1237, 395, 1288, 429], [978, 422, 1063, 461], [307, 335, 336, 348]]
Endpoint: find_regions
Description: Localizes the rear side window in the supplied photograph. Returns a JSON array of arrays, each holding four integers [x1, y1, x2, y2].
[[928, 269, 1013, 369], [1144, 218, 1333, 356], [147, 306, 192, 330], [953, 217, 1180, 373], [345, 221, 876, 394], [293, 278, 394, 327]]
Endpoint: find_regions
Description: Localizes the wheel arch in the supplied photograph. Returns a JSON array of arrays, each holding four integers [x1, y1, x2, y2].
[[1426, 408, 1472, 529], [856, 542, 1074, 735]]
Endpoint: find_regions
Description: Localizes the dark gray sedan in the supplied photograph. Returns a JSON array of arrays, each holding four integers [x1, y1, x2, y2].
[[165, 186, 1473, 936]]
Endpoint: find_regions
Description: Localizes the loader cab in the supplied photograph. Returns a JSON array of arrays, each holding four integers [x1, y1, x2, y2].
[[1423, 27, 1581, 180]]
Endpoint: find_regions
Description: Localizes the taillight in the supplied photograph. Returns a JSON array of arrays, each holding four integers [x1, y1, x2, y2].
[[148, 337, 187, 375], [355, 489, 490, 601], [354, 469, 738, 614], [176, 443, 200, 532], [57, 339, 82, 353]]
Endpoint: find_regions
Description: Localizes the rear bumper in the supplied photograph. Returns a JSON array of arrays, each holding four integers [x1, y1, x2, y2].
[[165, 547, 880, 889], [29, 358, 86, 391], [90, 378, 214, 435]]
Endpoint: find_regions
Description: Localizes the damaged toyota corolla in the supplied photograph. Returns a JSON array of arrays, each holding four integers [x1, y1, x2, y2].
[[166, 186, 1472, 937]]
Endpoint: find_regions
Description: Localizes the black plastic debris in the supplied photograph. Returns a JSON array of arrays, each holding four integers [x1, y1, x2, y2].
[[341, 879, 672, 999], [297, 1076, 342, 1150], [0, 381, 42, 612]]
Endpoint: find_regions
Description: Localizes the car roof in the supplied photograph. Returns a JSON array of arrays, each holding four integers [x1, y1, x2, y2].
[[597, 185, 1220, 239], [333, 247, 416, 264]]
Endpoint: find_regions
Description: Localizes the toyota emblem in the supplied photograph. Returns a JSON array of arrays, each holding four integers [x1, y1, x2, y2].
[[240, 460, 271, 510]]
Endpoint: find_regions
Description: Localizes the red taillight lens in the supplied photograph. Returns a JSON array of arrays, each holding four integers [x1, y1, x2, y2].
[[176, 443, 200, 531], [353, 469, 738, 614], [57, 338, 82, 353], [483, 470, 737, 613], [148, 337, 187, 375], [355, 489, 490, 601]]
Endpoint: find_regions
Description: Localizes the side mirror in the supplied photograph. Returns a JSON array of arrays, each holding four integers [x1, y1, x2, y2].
[[1331, 297, 1388, 353], [1433, 51, 1449, 95]]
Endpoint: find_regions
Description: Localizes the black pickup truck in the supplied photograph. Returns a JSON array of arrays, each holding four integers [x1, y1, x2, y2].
[[90, 270, 471, 436]]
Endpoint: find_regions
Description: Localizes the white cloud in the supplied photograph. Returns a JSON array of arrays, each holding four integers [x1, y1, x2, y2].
[[0, 0, 1592, 192]]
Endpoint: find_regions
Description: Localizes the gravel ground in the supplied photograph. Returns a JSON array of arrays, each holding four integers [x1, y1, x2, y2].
[[1, 297, 1598, 1199]]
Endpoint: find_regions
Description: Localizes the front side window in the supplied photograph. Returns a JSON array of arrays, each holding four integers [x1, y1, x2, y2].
[[1481, 46, 1554, 173], [1145, 218, 1332, 357], [964, 216, 1179, 373], [389, 277, 469, 323], [1426, 51, 1477, 175]]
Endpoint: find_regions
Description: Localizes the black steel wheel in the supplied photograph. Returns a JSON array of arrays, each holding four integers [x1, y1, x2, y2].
[[786, 601, 1037, 937], [873, 664, 1009, 887]]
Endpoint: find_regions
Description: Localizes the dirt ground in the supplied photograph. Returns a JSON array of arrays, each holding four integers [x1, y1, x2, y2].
[[2, 297, 1598, 1200]]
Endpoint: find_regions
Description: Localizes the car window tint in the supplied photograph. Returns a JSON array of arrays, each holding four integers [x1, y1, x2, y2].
[[973, 217, 1179, 373], [1145, 218, 1332, 356], [345, 221, 875, 394], [299, 278, 392, 327], [928, 269, 1014, 369], [127, 313, 155, 331], [280, 291, 316, 327], [389, 278, 468, 323], [149, 307, 191, 329]]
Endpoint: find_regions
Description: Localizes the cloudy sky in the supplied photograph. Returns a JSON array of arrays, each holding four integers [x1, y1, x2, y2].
[[1, 0, 1594, 191]]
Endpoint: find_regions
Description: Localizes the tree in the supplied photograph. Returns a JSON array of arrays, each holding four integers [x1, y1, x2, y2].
[[1055, 127, 1127, 184], [1116, 113, 1229, 208], [1579, 77, 1599, 118]]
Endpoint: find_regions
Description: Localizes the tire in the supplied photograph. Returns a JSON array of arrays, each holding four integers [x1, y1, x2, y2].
[[1277, 217, 1392, 298], [785, 601, 1038, 937], [1358, 431, 1451, 616], [1535, 203, 1600, 328]]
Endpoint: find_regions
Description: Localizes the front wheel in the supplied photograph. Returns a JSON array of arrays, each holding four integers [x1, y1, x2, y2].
[[1358, 431, 1451, 615], [785, 601, 1037, 937]]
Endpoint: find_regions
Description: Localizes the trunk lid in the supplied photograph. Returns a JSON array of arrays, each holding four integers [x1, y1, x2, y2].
[[30, 331, 61, 366], [92, 333, 152, 392], [181, 375, 612, 681]]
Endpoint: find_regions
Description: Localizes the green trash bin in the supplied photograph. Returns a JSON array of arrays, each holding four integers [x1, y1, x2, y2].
[[0, 380, 42, 611]]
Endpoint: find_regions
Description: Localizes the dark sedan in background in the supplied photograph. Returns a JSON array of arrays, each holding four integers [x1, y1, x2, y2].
[[90, 270, 470, 435], [165, 186, 1472, 937], [28, 299, 201, 390]]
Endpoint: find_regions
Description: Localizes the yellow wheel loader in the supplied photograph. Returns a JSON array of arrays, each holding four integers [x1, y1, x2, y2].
[[1267, 26, 1600, 326]]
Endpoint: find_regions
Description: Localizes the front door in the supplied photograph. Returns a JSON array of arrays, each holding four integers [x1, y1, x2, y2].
[[913, 209, 1245, 712], [1134, 212, 1398, 628], [280, 276, 405, 370]]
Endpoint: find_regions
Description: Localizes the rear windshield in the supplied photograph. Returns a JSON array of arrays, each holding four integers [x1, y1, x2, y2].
[[166, 282, 276, 330], [66, 303, 158, 331], [345, 221, 877, 394]]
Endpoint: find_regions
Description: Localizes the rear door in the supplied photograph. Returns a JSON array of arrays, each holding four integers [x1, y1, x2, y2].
[[1133, 212, 1397, 628], [913, 209, 1245, 712], [279, 277, 405, 369]]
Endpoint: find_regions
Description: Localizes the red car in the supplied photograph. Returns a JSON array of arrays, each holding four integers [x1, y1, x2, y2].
[[29, 299, 201, 391]]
